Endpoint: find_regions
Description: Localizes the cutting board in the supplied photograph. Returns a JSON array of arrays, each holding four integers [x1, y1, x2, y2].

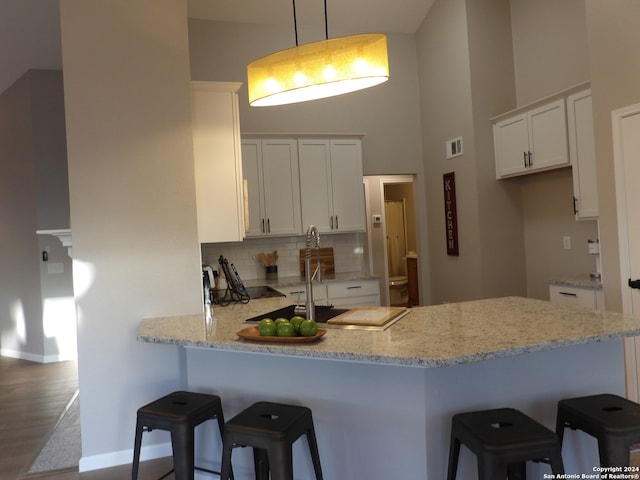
[[327, 306, 408, 326], [299, 247, 335, 276]]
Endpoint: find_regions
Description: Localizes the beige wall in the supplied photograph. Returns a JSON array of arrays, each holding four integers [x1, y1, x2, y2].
[[510, 0, 590, 105], [416, 0, 527, 304], [522, 169, 599, 299], [0, 70, 70, 361], [508, 0, 598, 300], [60, 0, 201, 463], [585, 0, 640, 312]]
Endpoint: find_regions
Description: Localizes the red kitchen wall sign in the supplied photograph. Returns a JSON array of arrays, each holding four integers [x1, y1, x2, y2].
[[443, 172, 459, 256]]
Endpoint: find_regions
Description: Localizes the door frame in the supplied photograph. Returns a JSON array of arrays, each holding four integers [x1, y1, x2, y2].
[[363, 175, 417, 307], [613, 101, 640, 401]]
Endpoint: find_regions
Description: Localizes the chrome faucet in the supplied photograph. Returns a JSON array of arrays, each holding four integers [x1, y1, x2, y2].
[[304, 225, 320, 321]]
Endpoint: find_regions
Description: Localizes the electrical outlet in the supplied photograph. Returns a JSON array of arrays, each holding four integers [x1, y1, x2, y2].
[[563, 236, 572, 250]]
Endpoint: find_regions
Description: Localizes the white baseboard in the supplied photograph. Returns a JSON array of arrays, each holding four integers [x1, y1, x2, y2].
[[1, 348, 76, 363], [78, 442, 172, 472]]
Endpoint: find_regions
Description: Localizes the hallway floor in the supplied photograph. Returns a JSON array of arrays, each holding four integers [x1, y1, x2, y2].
[[0, 356, 173, 480]]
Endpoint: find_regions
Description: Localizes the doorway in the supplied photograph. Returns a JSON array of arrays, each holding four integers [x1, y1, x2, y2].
[[364, 175, 419, 307], [613, 101, 640, 401]]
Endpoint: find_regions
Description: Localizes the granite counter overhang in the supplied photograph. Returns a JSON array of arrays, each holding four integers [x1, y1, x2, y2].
[[137, 296, 640, 368]]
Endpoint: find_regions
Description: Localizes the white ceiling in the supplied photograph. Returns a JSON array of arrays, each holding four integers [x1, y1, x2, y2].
[[0, 0, 434, 95]]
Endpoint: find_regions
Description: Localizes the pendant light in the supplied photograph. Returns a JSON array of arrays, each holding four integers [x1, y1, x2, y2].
[[247, 0, 389, 107]]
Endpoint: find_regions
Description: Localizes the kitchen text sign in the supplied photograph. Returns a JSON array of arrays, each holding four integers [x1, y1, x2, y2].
[[443, 172, 459, 256]]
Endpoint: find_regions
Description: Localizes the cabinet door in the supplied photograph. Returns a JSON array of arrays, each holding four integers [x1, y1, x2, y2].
[[567, 90, 598, 220], [494, 99, 569, 179], [527, 99, 569, 172], [330, 139, 366, 232], [241, 140, 266, 236], [261, 139, 302, 236], [191, 82, 245, 243], [298, 140, 334, 232], [494, 113, 529, 178]]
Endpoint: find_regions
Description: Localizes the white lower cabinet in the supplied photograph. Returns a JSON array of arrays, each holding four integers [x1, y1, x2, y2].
[[279, 283, 328, 306], [549, 284, 603, 311], [327, 279, 380, 307]]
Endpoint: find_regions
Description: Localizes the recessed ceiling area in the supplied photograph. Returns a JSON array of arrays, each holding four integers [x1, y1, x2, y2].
[[0, 0, 434, 95], [187, 0, 435, 34]]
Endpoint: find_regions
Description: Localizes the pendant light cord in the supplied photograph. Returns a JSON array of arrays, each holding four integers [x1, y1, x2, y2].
[[292, 0, 329, 46], [292, 0, 299, 46], [324, 0, 328, 40]]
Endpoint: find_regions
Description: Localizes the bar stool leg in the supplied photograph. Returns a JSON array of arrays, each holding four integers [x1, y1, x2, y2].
[[219, 440, 234, 480], [253, 448, 269, 480], [549, 451, 566, 475], [132, 420, 144, 480], [599, 438, 631, 468], [171, 423, 195, 480], [268, 444, 294, 480], [306, 425, 324, 480], [477, 458, 506, 480], [446, 435, 461, 480], [507, 461, 526, 479]]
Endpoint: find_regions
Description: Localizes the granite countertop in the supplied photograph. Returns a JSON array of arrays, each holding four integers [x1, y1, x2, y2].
[[548, 274, 603, 290], [137, 296, 640, 368]]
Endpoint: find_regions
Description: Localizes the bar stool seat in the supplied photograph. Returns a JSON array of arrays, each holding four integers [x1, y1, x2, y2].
[[132, 390, 231, 480], [219, 401, 323, 480], [556, 393, 640, 467], [447, 407, 565, 480]]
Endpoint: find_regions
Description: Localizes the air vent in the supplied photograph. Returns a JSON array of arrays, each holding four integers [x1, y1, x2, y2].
[[446, 136, 463, 159]]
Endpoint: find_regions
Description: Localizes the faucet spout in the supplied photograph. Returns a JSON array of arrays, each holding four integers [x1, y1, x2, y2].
[[305, 225, 320, 321]]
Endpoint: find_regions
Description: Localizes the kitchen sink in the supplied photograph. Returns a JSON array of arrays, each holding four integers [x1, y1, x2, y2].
[[245, 304, 349, 324]]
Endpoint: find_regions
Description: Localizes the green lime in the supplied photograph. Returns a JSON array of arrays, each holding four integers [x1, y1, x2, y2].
[[290, 315, 306, 333], [258, 318, 276, 336], [276, 322, 296, 337], [299, 319, 318, 337], [274, 317, 289, 326]]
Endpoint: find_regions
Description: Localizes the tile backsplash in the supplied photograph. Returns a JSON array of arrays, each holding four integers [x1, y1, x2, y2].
[[201, 232, 367, 281]]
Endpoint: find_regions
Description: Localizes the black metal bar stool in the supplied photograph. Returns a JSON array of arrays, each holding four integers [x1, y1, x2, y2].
[[219, 401, 323, 480], [556, 393, 640, 467], [447, 407, 565, 479], [132, 390, 232, 480]]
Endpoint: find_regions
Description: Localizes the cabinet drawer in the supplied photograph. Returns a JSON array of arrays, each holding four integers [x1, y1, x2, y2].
[[549, 284, 599, 310], [278, 284, 327, 301], [330, 295, 380, 308], [327, 280, 379, 299]]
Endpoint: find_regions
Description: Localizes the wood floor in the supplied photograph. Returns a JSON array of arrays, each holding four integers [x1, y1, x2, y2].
[[1, 356, 174, 480]]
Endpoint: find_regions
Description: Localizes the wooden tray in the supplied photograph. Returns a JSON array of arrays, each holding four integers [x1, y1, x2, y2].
[[236, 326, 327, 343], [327, 307, 408, 326]]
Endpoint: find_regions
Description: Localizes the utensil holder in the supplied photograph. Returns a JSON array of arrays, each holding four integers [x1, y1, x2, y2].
[[266, 265, 278, 280]]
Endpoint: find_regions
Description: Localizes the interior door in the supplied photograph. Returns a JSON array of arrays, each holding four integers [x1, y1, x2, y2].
[[613, 102, 640, 401]]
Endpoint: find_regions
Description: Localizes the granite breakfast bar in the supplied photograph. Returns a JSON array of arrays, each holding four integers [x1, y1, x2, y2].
[[138, 297, 640, 479]]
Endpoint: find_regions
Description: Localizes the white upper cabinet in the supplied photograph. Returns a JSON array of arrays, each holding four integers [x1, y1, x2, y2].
[[493, 98, 569, 178], [298, 138, 366, 233], [241, 138, 302, 237], [567, 89, 599, 220], [191, 81, 245, 243]]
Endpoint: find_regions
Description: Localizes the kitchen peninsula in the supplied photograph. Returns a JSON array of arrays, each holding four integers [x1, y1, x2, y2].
[[138, 297, 640, 478]]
